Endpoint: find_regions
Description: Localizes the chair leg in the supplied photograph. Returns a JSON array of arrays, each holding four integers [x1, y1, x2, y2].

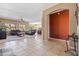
[[65, 40, 69, 52]]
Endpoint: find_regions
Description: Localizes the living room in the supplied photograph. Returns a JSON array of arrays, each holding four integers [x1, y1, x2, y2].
[[0, 3, 78, 56]]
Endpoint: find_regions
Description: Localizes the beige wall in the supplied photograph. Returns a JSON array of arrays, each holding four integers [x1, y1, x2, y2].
[[77, 12, 79, 33], [42, 3, 77, 40]]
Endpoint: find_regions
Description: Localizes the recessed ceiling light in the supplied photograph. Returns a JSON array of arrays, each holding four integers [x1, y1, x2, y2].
[[58, 13, 60, 15]]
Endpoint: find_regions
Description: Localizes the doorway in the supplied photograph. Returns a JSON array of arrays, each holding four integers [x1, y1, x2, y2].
[[49, 9, 69, 40]]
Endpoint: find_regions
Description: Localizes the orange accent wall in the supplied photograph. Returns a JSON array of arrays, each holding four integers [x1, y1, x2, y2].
[[49, 10, 69, 40]]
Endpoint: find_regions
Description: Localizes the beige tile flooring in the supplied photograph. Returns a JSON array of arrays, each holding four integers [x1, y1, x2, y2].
[[0, 35, 71, 56]]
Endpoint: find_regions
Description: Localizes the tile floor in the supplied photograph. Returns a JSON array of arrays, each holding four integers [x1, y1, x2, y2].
[[0, 35, 71, 56]]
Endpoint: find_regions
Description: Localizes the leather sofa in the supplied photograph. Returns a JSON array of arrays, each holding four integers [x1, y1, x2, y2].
[[25, 29, 36, 35], [0, 29, 6, 39]]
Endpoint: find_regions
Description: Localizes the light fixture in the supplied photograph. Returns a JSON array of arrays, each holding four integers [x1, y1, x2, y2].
[[58, 12, 60, 15]]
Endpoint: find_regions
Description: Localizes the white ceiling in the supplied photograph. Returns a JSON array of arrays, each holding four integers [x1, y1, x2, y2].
[[0, 3, 57, 23]]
